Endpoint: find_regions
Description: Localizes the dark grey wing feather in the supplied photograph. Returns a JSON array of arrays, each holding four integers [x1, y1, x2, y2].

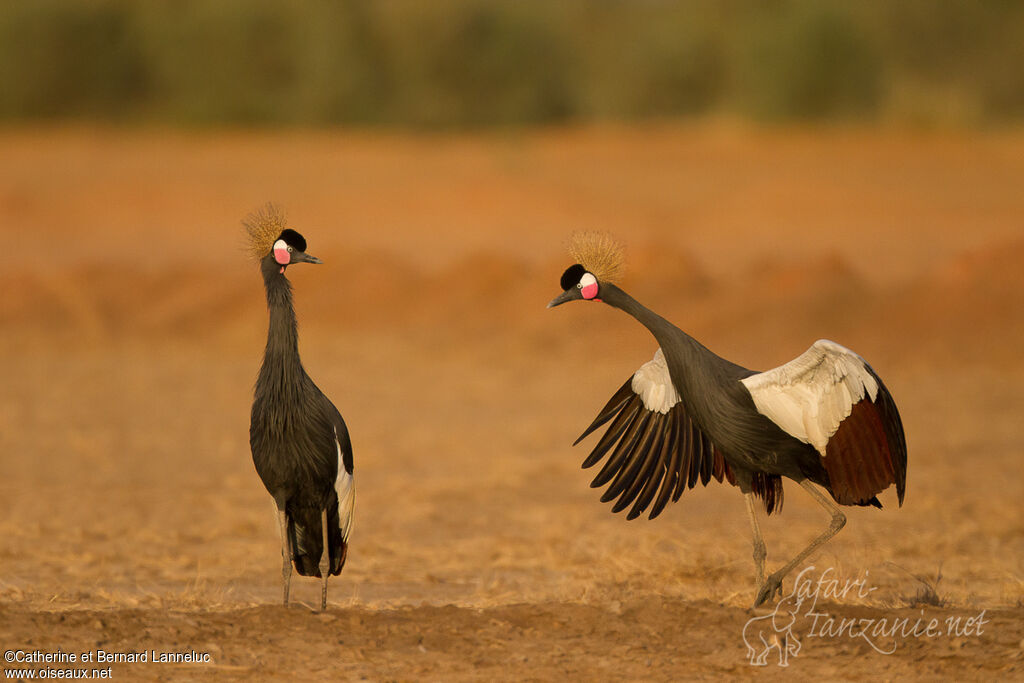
[[575, 379, 635, 447], [610, 422, 665, 513], [627, 422, 673, 520], [574, 351, 730, 520], [581, 390, 642, 469], [648, 414, 681, 519], [591, 409, 650, 489]]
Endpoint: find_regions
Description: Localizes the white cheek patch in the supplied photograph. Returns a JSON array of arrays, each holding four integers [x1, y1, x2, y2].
[[580, 272, 599, 299], [273, 239, 290, 265]]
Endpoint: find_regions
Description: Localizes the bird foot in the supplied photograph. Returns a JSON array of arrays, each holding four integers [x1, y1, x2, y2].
[[753, 573, 784, 608]]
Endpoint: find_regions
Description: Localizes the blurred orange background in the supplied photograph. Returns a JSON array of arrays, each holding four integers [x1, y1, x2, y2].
[[1, 2, 1022, 679]]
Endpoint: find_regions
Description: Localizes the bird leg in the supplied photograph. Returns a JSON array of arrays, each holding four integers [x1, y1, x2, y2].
[[277, 508, 292, 606], [745, 493, 767, 588], [319, 507, 330, 611], [754, 480, 846, 608]]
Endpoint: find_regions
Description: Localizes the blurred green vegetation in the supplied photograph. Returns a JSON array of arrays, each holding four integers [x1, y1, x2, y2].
[[0, 0, 1021, 127]]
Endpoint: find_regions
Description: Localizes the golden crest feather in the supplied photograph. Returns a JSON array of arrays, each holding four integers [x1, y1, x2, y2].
[[242, 203, 288, 261], [568, 231, 625, 284]]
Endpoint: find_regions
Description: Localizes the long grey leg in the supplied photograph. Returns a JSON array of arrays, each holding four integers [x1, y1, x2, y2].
[[754, 480, 846, 607], [278, 508, 292, 606], [745, 493, 767, 587], [319, 508, 330, 611]]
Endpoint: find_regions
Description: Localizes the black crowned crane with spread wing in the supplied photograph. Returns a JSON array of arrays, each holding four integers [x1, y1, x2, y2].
[[548, 233, 906, 607], [244, 204, 355, 611]]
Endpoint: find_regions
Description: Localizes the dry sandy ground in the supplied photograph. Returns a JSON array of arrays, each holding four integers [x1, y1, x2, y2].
[[1, 126, 1022, 680]]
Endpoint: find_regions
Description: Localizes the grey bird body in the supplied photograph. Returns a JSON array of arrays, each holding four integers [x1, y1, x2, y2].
[[247, 221, 354, 609], [600, 283, 830, 489], [550, 237, 906, 606]]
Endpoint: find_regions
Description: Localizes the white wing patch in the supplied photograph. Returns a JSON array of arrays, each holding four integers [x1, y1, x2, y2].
[[334, 427, 355, 543], [740, 339, 879, 456], [631, 348, 681, 414]]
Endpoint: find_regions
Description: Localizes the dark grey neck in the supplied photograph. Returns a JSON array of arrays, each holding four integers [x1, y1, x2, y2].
[[600, 283, 695, 352], [599, 282, 750, 385], [258, 258, 305, 390]]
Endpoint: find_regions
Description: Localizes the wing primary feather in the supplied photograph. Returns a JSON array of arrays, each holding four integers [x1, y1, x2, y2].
[[649, 409, 681, 519], [699, 430, 713, 486], [626, 419, 672, 519], [875, 376, 907, 504], [574, 379, 634, 446], [615, 420, 667, 515], [576, 358, 757, 518], [590, 411, 650, 489], [581, 396, 641, 469], [688, 425, 703, 489], [711, 447, 726, 483], [601, 415, 659, 503], [672, 407, 692, 502]]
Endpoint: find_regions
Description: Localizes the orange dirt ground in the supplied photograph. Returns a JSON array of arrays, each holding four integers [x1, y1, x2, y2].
[[1, 126, 1022, 680]]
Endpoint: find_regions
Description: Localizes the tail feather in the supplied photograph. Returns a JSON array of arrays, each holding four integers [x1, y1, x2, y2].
[[288, 496, 348, 577]]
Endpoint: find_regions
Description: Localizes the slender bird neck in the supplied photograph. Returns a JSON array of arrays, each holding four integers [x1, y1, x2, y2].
[[260, 258, 301, 368], [600, 283, 688, 349], [600, 282, 751, 387]]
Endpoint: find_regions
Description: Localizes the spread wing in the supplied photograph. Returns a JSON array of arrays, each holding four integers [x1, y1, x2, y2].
[[574, 349, 735, 521], [741, 339, 907, 506]]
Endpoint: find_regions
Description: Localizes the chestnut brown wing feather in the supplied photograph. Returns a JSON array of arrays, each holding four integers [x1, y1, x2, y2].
[[822, 373, 907, 506]]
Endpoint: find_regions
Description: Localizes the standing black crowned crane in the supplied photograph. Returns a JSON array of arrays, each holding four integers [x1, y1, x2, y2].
[[548, 233, 906, 607], [244, 204, 355, 611]]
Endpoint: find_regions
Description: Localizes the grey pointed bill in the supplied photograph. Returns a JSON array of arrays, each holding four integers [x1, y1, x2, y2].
[[547, 288, 578, 308], [297, 252, 322, 264]]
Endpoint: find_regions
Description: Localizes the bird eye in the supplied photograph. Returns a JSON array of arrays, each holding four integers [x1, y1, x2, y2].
[[577, 283, 583, 289], [287, 246, 293, 252]]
